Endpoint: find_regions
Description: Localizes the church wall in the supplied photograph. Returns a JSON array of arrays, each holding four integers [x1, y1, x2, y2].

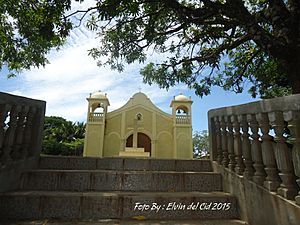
[[156, 131, 173, 158], [156, 115, 173, 133], [103, 114, 122, 156], [105, 114, 122, 135], [83, 124, 104, 157], [125, 108, 153, 135], [175, 127, 193, 159], [103, 132, 121, 156], [155, 116, 173, 158], [120, 107, 175, 158]]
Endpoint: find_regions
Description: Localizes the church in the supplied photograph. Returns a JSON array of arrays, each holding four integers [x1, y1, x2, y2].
[[83, 91, 193, 159]]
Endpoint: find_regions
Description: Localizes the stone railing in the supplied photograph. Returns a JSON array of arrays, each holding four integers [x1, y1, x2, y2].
[[176, 115, 191, 124], [208, 93, 300, 204], [88, 112, 104, 122], [0, 92, 46, 191]]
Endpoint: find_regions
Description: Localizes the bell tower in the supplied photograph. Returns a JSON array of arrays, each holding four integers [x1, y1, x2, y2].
[[170, 94, 193, 159], [83, 91, 110, 157]]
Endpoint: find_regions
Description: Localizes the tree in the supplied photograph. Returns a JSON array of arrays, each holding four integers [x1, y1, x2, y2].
[[42, 116, 85, 156], [0, 0, 73, 76], [2, 1, 298, 98], [72, 0, 299, 98], [193, 130, 209, 159]]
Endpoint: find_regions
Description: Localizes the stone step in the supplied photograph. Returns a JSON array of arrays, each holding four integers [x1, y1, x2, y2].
[[0, 219, 248, 225], [39, 156, 212, 172], [21, 170, 222, 192], [0, 191, 238, 221]]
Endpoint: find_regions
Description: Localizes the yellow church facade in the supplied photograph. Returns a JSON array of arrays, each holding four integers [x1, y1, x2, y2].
[[83, 91, 193, 159]]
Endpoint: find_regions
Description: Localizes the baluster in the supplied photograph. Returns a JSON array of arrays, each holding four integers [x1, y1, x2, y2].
[[1, 105, 21, 162], [257, 113, 281, 191], [220, 116, 229, 167], [214, 117, 223, 165], [22, 106, 37, 157], [248, 114, 266, 185], [209, 117, 217, 161], [284, 111, 300, 205], [231, 115, 245, 175], [239, 114, 254, 179], [269, 111, 298, 200], [226, 116, 235, 171], [0, 104, 11, 153], [30, 107, 44, 157], [13, 106, 30, 159]]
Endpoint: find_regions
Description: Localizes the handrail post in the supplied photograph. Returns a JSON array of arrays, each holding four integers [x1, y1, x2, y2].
[[269, 111, 298, 200], [232, 115, 245, 175], [215, 116, 223, 164], [284, 111, 300, 204], [208, 114, 217, 161], [226, 115, 235, 171], [248, 114, 266, 185], [257, 112, 281, 191], [239, 114, 254, 179], [220, 116, 229, 167]]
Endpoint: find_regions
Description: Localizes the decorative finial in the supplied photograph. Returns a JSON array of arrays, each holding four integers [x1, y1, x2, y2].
[[138, 87, 142, 92]]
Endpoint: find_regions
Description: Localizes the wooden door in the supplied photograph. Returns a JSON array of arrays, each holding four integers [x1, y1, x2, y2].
[[126, 132, 151, 155]]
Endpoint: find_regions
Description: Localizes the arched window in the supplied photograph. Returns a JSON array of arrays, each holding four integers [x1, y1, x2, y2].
[[175, 105, 190, 124], [176, 106, 188, 116], [94, 107, 104, 113], [89, 102, 105, 122], [91, 103, 104, 113]]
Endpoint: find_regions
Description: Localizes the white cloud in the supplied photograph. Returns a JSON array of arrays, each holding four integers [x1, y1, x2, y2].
[[15, 15, 187, 123], [1, 0, 259, 132]]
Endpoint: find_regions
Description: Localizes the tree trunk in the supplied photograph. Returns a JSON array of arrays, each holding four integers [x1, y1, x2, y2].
[[291, 74, 300, 94], [287, 62, 300, 94], [280, 51, 300, 94]]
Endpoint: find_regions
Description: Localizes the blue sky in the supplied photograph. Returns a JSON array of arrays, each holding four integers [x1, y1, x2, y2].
[[0, 0, 259, 132]]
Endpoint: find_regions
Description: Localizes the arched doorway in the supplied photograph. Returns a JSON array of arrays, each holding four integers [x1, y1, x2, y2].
[[126, 132, 151, 156]]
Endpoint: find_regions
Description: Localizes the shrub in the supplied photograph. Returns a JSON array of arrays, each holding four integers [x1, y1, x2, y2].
[[42, 138, 62, 155], [60, 139, 84, 156]]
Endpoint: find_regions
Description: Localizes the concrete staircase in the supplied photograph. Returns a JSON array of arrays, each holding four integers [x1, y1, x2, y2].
[[0, 156, 247, 224]]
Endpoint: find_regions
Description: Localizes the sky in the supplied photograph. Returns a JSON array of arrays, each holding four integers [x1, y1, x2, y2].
[[0, 0, 259, 132]]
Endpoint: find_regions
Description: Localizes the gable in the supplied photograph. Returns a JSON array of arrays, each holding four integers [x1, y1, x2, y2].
[[106, 92, 172, 120]]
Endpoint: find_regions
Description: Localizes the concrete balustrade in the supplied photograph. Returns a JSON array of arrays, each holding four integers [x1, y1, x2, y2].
[[209, 94, 300, 202], [0, 92, 46, 192], [88, 112, 104, 122], [175, 115, 191, 124], [208, 94, 300, 224]]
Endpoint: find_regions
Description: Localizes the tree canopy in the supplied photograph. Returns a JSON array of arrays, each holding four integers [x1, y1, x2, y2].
[[1, 0, 299, 98], [43, 116, 85, 156], [0, 0, 73, 76], [82, 0, 299, 98], [193, 130, 209, 158]]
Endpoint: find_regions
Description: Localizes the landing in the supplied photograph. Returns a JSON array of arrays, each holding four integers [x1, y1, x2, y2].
[[39, 156, 212, 172]]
